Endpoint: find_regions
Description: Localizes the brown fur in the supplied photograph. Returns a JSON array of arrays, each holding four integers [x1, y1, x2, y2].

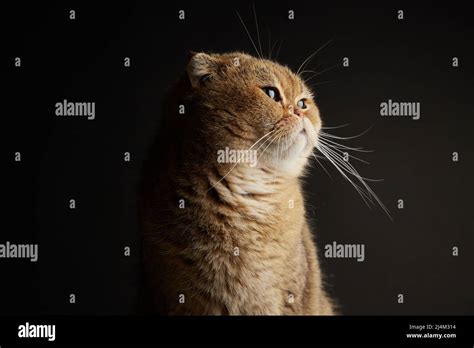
[[140, 52, 336, 315]]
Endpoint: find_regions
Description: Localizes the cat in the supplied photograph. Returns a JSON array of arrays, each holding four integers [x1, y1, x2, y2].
[[139, 51, 336, 315]]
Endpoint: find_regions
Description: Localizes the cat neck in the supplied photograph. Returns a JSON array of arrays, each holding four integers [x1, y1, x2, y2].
[[172, 161, 302, 222]]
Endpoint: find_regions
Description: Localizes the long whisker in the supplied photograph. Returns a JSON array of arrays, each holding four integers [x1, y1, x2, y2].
[[267, 29, 271, 59], [317, 142, 392, 220], [312, 152, 332, 179], [275, 39, 284, 60], [318, 137, 368, 153], [318, 144, 373, 204], [299, 69, 318, 75], [254, 129, 282, 154], [236, 11, 262, 59], [257, 129, 285, 164], [317, 138, 371, 164], [296, 37, 334, 75], [269, 39, 279, 60], [303, 63, 341, 83], [321, 123, 351, 130], [307, 80, 335, 87], [299, 62, 324, 76], [252, 2, 263, 59], [272, 133, 281, 184], [318, 142, 381, 182], [207, 129, 276, 191], [319, 125, 374, 140], [258, 130, 283, 160], [318, 135, 373, 153]]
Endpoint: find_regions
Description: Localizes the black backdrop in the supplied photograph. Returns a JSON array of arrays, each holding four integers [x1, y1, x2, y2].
[[3, 1, 473, 316]]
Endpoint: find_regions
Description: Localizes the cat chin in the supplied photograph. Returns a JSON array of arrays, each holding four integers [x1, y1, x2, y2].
[[287, 131, 309, 157], [268, 135, 314, 176], [259, 119, 317, 176], [289, 119, 318, 157], [278, 121, 318, 175]]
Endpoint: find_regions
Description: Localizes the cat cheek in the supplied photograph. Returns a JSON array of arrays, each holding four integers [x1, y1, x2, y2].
[[308, 106, 320, 119], [264, 103, 280, 120], [303, 111, 318, 128]]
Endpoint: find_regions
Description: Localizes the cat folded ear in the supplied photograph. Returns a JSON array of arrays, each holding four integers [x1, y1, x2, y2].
[[187, 52, 217, 88]]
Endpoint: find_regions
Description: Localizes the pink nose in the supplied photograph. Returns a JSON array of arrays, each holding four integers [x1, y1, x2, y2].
[[288, 105, 302, 117]]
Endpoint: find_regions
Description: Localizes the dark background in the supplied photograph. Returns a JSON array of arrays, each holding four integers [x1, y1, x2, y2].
[[3, 1, 473, 316]]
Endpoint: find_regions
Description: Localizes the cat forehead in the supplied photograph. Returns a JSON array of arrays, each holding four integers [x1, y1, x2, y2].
[[258, 62, 309, 98], [221, 54, 306, 91]]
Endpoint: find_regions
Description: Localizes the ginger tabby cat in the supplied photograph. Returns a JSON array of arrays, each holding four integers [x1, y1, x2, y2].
[[140, 52, 336, 315]]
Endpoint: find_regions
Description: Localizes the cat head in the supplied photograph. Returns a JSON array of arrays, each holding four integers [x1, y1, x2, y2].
[[185, 51, 322, 177]]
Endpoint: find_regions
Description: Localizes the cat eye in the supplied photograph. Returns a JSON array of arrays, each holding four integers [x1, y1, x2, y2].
[[200, 74, 212, 84], [262, 87, 282, 101], [297, 99, 308, 109]]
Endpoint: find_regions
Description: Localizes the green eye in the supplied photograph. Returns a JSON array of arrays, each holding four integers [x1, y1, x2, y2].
[[297, 99, 307, 109], [262, 87, 281, 101]]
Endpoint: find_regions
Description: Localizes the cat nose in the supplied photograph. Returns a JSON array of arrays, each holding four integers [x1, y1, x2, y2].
[[288, 105, 302, 117]]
